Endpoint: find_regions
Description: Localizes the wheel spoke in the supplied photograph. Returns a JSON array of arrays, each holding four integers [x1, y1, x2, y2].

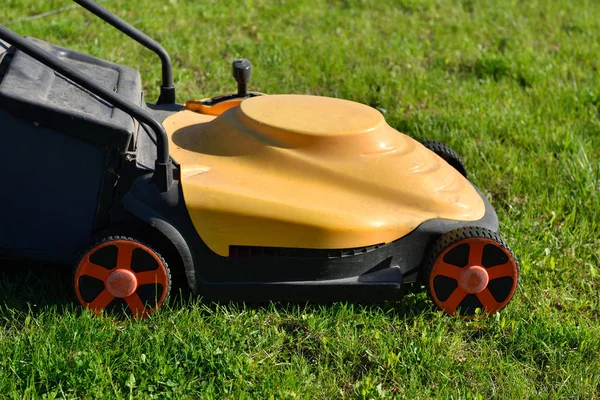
[[439, 287, 467, 314], [116, 242, 135, 269], [125, 293, 147, 318], [81, 262, 110, 281], [468, 241, 485, 266], [487, 262, 515, 280], [87, 289, 114, 312], [434, 262, 463, 279], [136, 270, 165, 286], [476, 288, 501, 312]]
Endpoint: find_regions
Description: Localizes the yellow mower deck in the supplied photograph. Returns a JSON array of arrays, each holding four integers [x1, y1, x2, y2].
[[165, 95, 485, 256]]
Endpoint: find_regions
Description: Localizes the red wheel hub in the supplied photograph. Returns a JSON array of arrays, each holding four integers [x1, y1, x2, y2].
[[105, 269, 138, 298], [458, 265, 489, 294]]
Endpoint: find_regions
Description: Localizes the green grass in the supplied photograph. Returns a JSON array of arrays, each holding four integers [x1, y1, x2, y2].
[[2, 0, 600, 398]]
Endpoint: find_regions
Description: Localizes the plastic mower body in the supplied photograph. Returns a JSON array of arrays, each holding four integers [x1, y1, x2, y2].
[[0, 0, 519, 318]]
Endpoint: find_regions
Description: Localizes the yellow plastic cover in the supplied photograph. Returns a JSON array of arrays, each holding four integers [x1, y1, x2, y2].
[[164, 95, 485, 256]]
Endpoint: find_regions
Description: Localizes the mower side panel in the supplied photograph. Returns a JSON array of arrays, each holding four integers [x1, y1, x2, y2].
[[0, 111, 110, 263], [123, 174, 497, 301]]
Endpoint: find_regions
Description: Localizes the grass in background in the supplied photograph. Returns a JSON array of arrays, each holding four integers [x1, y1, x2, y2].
[[1, 0, 600, 398]]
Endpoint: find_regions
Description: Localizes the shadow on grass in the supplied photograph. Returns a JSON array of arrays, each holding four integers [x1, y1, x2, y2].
[[0, 261, 74, 314], [0, 262, 432, 321]]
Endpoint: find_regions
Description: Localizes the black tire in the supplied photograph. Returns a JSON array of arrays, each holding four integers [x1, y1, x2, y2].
[[421, 140, 468, 178], [421, 227, 519, 317], [73, 235, 172, 319]]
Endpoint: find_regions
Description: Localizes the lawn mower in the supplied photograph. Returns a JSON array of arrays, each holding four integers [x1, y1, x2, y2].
[[0, 0, 519, 318]]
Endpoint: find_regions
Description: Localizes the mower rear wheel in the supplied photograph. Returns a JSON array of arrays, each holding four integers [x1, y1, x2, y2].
[[422, 140, 468, 178], [74, 236, 171, 319], [421, 227, 519, 317]]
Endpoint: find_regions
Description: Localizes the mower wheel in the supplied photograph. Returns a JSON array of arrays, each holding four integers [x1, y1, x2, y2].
[[74, 236, 171, 319], [421, 227, 519, 317], [421, 140, 468, 178]]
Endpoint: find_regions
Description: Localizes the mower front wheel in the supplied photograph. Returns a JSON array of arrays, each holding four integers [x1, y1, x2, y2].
[[74, 236, 172, 319], [421, 227, 519, 317]]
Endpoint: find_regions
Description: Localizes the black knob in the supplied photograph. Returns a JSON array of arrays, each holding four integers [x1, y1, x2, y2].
[[232, 59, 252, 97]]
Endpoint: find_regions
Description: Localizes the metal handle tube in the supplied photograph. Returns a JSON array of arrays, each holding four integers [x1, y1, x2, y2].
[[73, 0, 176, 104], [0, 24, 173, 191]]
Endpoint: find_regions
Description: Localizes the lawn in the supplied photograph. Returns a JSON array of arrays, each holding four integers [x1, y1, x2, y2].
[[1, 0, 600, 398]]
